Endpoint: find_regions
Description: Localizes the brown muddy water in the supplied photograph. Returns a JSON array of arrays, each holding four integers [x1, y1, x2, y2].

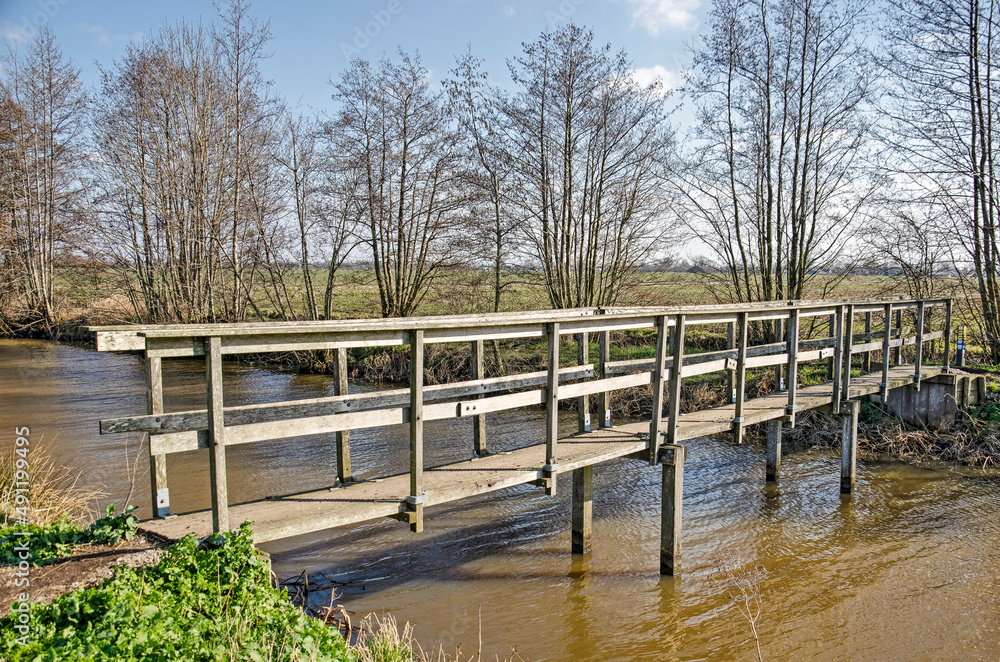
[[2, 338, 999, 660]]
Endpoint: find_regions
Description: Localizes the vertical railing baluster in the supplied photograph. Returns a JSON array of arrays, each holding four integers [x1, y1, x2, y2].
[[841, 305, 855, 404], [205, 336, 229, 534], [894, 308, 903, 366], [334, 347, 353, 483], [407, 330, 426, 532], [544, 322, 560, 495], [472, 339, 487, 457], [599, 330, 611, 428], [832, 306, 845, 411], [786, 309, 799, 425], [914, 301, 925, 390], [665, 314, 686, 448], [733, 312, 749, 444], [881, 303, 892, 397], [648, 315, 670, 464], [726, 320, 736, 404], [577, 332, 591, 433], [944, 299, 953, 372], [862, 312, 872, 373], [146, 356, 170, 518]]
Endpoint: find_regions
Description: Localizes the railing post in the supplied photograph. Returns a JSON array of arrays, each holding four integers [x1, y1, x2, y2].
[[407, 329, 425, 532], [146, 356, 170, 518], [786, 309, 799, 425], [894, 308, 903, 366], [577, 332, 591, 433], [862, 312, 872, 373], [544, 322, 560, 495], [472, 339, 487, 457], [944, 299, 953, 372], [334, 347, 353, 483], [726, 321, 736, 404], [205, 336, 229, 534], [648, 315, 670, 464], [827, 313, 836, 380], [598, 330, 612, 428], [732, 312, 749, 445], [841, 305, 855, 404], [914, 301, 925, 390], [881, 303, 892, 397], [774, 318, 784, 391], [832, 306, 844, 412], [665, 314, 686, 446]]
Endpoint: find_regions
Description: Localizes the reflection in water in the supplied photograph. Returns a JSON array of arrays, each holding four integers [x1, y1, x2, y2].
[[2, 338, 1000, 660]]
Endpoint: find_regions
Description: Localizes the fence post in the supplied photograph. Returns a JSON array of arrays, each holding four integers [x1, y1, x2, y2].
[[732, 312, 748, 444], [914, 301, 925, 390], [665, 314, 686, 446], [841, 305, 855, 404], [407, 329, 426, 532], [205, 336, 229, 534], [649, 316, 670, 465], [832, 307, 844, 412], [881, 303, 892, 397], [472, 339, 487, 457], [577, 332, 591, 433], [544, 322, 560, 495], [599, 330, 612, 428], [943, 300, 953, 372], [146, 356, 170, 518], [334, 347, 353, 483], [786, 309, 799, 425]]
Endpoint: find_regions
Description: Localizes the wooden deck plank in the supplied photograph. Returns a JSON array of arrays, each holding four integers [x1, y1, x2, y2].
[[138, 365, 944, 545]]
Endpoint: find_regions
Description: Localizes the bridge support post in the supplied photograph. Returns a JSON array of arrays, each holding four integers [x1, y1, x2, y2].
[[334, 347, 353, 483], [660, 444, 685, 576], [840, 400, 859, 494], [572, 465, 593, 555], [146, 356, 170, 518], [472, 339, 487, 457], [766, 419, 781, 483]]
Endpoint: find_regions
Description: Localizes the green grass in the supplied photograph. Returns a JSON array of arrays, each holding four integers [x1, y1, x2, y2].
[[0, 522, 350, 662]]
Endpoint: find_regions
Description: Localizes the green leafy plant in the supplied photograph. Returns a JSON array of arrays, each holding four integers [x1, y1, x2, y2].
[[0, 522, 351, 661], [0, 504, 141, 567]]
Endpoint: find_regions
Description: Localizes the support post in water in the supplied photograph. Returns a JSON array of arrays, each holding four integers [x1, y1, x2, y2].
[[544, 322, 560, 496], [146, 356, 170, 518], [571, 465, 593, 555], [333, 347, 353, 483], [598, 329, 612, 428], [840, 400, 860, 494], [766, 419, 782, 483], [648, 315, 670, 464], [205, 336, 229, 533], [407, 329, 425, 532], [577, 332, 591, 433], [732, 312, 749, 445], [659, 444, 685, 576], [472, 339, 487, 456]]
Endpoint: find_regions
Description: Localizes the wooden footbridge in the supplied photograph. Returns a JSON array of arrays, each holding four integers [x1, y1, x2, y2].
[[89, 297, 977, 575]]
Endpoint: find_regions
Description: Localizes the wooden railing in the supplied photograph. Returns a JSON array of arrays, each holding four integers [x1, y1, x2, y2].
[[90, 297, 952, 533]]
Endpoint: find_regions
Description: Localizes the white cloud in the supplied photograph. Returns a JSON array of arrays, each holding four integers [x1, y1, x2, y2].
[[503, 5, 517, 17], [624, 0, 701, 34], [0, 19, 32, 44], [631, 64, 681, 94], [77, 22, 143, 45]]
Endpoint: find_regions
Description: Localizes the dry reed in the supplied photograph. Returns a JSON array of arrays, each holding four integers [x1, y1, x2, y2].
[[0, 441, 103, 526]]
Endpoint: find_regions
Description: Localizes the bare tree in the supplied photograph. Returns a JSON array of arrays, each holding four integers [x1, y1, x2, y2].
[[500, 25, 676, 308], [677, 0, 876, 311], [879, 0, 1000, 360], [447, 48, 519, 313], [1, 26, 86, 331], [332, 50, 467, 318]]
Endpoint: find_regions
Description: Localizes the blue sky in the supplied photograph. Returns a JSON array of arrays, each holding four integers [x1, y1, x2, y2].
[[0, 0, 707, 115]]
